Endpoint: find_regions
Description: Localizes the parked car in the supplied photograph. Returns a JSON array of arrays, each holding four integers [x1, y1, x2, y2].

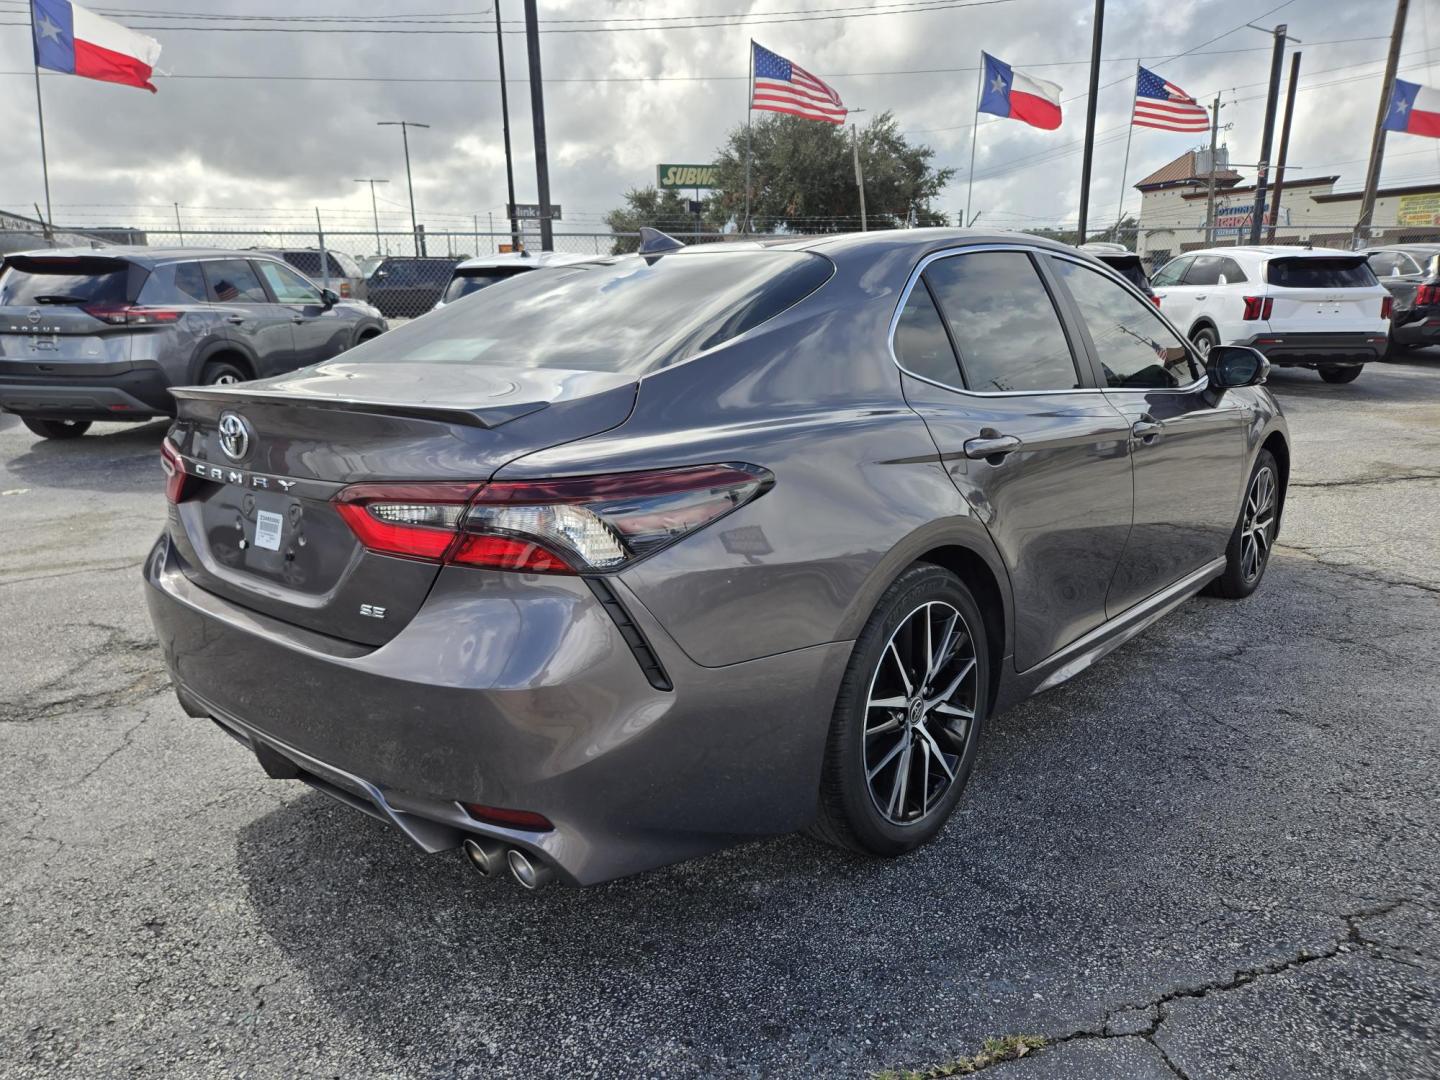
[[250, 247, 369, 303], [365, 256, 460, 319], [433, 251, 594, 310], [0, 247, 386, 439], [1149, 245, 1390, 384], [145, 231, 1287, 888], [1360, 244, 1440, 357], [1078, 243, 1157, 304]]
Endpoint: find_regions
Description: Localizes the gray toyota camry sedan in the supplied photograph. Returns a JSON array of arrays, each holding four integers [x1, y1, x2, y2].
[[144, 229, 1289, 888]]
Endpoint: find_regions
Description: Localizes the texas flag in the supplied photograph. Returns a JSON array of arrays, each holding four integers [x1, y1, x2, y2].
[[1384, 78, 1440, 139], [30, 0, 162, 93], [977, 52, 1062, 131]]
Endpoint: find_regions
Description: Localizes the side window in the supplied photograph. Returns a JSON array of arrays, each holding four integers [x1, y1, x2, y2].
[[136, 261, 208, 305], [1397, 253, 1422, 275], [202, 260, 269, 304], [257, 261, 322, 305], [923, 252, 1081, 392], [1365, 252, 1395, 276], [283, 252, 323, 277], [1052, 259, 1200, 390], [1150, 256, 1191, 288], [1217, 258, 1248, 284], [892, 281, 961, 385], [1183, 255, 1223, 286]]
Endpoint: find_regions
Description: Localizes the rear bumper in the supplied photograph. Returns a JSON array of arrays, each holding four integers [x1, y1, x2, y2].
[[143, 533, 849, 885], [1240, 331, 1387, 366], [1391, 315, 1440, 346], [0, 365, 172, 419]]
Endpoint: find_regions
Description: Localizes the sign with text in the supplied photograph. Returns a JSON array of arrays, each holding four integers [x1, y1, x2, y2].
[[507, 204, 562, 221], [657, 164, 720, 189], [1398, 193, 1440, 227]]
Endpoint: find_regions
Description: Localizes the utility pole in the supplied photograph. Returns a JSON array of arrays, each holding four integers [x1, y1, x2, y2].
[[494, 0, 521, 250], [1248, 23, 1288, 244], [353, 178, 389, 255], [173, 202, 184, 246], [1356, 0, 1410, 248], [1267, 53, 1302, 244], [378, 120, 430, 255], [1205, 94, 1221, 245], [1076, 0, 1105, 241], [522, 0, 554, 252], [850, 122, 867, 231]]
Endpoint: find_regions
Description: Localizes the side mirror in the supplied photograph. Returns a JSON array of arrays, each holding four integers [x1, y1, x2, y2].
[[320, 288, 339, 308], [1207, 345, 1269, 390]]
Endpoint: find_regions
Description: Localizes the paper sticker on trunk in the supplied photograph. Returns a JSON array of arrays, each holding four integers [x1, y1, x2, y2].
[[254, 510, 284, 551]]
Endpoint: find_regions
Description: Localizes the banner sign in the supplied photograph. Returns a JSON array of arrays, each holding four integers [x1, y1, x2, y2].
[[507, 204, 562, 221], [1397, 193, 1440, 227], [657, 164, 720, 189]]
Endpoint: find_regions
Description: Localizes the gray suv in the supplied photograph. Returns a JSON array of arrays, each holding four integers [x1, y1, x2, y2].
[[0, 247, 386, 439]]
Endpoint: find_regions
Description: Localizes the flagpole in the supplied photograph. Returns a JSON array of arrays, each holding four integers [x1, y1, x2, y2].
[[965, 52, 982, 226], [1113, 61, 1139, 241], [744, 40, 755, 236], [28, 4, 54, 241]]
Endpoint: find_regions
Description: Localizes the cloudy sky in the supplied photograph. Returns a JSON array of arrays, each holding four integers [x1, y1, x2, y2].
[[0, 0, 1437, 241]]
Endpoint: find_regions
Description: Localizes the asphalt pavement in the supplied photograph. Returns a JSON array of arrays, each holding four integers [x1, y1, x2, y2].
[[2, 352, 1438, 1080]]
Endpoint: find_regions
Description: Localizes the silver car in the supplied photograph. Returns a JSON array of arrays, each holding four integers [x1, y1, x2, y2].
[[144, 230, 1288, 888]]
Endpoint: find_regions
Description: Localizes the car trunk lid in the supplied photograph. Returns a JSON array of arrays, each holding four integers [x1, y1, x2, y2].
[[0, 254, 144, 368], [165, 360, 638, 645], [1263, 255, 1387, 333]]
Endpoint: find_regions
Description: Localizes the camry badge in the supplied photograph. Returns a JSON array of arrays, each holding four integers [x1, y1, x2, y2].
[[217, 411, 252, 462]]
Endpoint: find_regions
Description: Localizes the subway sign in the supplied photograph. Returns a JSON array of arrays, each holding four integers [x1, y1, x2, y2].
[[657, 164, 720, 190]]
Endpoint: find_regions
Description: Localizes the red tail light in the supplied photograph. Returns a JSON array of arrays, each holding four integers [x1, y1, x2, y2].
[[1241, 296, 1272, 321], [1150, 294, 1161, 308], [334, 464, 773, 574], [159, 438, 193, 503], [85, 304, 183, 325], [461, 803, 554, 831], [1418, 283, 1435, 305], [1381, 295, 1394, 320], [340, 282, 352, 298]]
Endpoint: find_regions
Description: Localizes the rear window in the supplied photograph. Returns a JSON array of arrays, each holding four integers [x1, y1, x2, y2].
[[281, 252, 346, 278], [347, 250, 833, 375], [0, 257, 137, 306], [1267, 258, 1377, 289], [1098, 256, 1151, 293], [442, 267, 528, 303]]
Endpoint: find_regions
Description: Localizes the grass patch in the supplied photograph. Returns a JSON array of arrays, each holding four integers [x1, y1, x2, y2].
[[873, 1034, 1047, 1079]]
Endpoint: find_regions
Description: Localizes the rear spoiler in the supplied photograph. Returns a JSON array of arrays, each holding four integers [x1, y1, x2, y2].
[[1266, 254, 1368, 268], [170, 385, 547, 429]]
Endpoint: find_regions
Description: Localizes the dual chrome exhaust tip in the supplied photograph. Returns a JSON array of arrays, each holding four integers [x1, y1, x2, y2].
[[462, 837, 556, 890]]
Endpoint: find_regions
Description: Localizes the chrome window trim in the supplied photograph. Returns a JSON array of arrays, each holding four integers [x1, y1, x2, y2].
[[887, 243, 1207, 398]]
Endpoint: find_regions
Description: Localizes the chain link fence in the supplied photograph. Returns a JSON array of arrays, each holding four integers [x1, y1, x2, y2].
[[5, 220, 1439, 320]]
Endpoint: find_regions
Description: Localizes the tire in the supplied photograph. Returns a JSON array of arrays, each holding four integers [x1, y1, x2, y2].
[[1205, 449, 1280, 600], [1191, 325, 1219, 360], [1318, 365, 1362, 384], [811, 563, 990, 857], [200, 359, 249, 386], [22, 417, 91, 439]]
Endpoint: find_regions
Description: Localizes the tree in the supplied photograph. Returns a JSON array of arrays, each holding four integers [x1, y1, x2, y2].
[[604, 187, 709, 253], [707, 112, 954, 231]]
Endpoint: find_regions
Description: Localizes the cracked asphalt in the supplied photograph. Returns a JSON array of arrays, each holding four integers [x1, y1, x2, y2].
[[2, 351, 1439, 1080]]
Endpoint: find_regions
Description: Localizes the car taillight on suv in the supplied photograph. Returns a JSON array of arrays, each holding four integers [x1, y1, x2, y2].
[[84, 304, 183, 325], [334, 464, 774, 574], [1381, 296, 1394, 320], [1415, 283, 1436, 306], [1242, 296, 1274, 321], [339, 282, 352, 298]]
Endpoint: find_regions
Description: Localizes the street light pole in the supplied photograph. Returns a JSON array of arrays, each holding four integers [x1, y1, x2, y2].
[[353, 178, 390, 255], [1247, 23, 1288, 244], [494, 0, 520, 250], [522, 0, 554, 252], [378, 120, 429, 254]]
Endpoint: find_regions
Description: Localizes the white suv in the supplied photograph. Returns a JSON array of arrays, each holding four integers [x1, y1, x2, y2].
[[1150, 246, 1391, 384]]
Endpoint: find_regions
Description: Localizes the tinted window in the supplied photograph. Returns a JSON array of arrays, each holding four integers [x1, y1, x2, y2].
[[349, 251, 832, 375], [1053, 259, 1199, 390], [443, 268, 527, 303], [1151, 257, 1191, 288], [1183, 255, 1223, 286], [923, 252, 1080, 392], [257, 261, 321, 304], [203, 260, 269, 304], [0, 257, 133, 306], [375, 259, 456, 287], [1100, 258, 1152, 294], [283, 252, 323, 276], [1267, 258, 1377, 288], [1217, 258, 1247, 284], [893, 281, 960, 384], [136, 261, 208, 305]]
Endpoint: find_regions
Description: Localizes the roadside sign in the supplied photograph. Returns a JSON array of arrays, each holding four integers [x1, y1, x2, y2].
[[507, 204, 562, 221], [657, 164, 720, 190]]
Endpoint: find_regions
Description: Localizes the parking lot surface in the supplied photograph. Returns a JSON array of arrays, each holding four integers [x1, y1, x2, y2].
[[2, 354, 1438, 1080]]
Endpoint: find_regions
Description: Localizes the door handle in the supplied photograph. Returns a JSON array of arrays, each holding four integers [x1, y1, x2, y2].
[[1194, 294, 1207, 300], [1131, 418, 1163, 441], [225, 315, 245, 325], [291, 315, 306, 324], [963, 434, 1022, 460]]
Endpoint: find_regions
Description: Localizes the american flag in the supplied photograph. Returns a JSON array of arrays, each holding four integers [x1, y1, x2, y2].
[[751, 42, 846, 125], [1133, 66, 1210, 132]]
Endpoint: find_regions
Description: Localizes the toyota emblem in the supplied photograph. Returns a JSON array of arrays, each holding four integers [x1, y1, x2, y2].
[[217, 412, 252, 462]]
